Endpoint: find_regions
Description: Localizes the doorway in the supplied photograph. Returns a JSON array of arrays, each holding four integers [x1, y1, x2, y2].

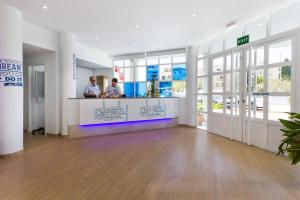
[[208, 35, 295, 152]]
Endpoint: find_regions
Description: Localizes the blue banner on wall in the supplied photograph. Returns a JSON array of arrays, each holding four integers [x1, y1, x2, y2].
[[0, 59, 23, 87]]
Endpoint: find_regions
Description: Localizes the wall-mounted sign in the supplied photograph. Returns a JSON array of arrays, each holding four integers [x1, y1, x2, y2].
[[94, 101, 128, 121], [140, 100, 166, 118], [237, 35, 250, 46], [72, 54, 76, 80], [0, 59, 23, 87]]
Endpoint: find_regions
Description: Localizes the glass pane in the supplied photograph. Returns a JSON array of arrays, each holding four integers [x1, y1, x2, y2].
[[118, 83, 124, 93], [256, 47, 264, 66], [114, 60, 123, 67], [173, 54, 186, 63], [270, 3, 300, 35], [147, 65, 159, 81], [245, 17, 267, 42], [159, 56, 172, 64], [114, 67, 124, 82], [250, 96, 264, 119], [147, 57, 159, 65], [268, 66, 291, 93], [124, 60, 133, 67], [197, 113, 207, 129], [233, 52, 240, 70], [225, 95, 231, 114], [197, 77, 208, 94], [212, 75, 224, 93], [197, 95, 208, 112], [232, 95, 240, 116], [225, 27, 243, 49], [124, 82, 134, 97], [268, 96, 291, 121], [246, 50, 250, 68], [135, 66, 146, 82], [136, 59, 146, 66], [226, 55, 231, 71], [232, 72, 240, 93], [269, 40, 292, 64], [159, 65, 172, 81], [225, 73, 231, 93], [135, 82, 147, 97], [251, 69, 264, 92], [173, 81, 186, 97], [124, 67, 134, 82], [159, 82, 172, 97], [197, 59, 208, 76], [172, 64, 186, 80], [210, 37, 224, 54], [197, 42, 209, 58], [212, 95, 223, 113], [213, 57, 224, 73]]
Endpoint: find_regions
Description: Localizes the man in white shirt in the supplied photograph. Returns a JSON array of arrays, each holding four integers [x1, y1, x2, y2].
[[102, 78, 122, 98], [83, 76, 100, 98]]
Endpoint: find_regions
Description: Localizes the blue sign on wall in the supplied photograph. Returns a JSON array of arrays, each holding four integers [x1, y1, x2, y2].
[[173, 64, 186, 80], [135, 82, 146, 97], [124, 82, 134, 97], [147, 65, 159, 81], [0, 59, 23, 87]]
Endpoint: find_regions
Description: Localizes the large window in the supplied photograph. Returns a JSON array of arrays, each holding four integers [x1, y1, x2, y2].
[[113, 52, 187, 98]]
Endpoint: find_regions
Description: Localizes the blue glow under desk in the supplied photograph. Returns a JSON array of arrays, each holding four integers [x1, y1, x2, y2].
[[67, 97, 180, 138]]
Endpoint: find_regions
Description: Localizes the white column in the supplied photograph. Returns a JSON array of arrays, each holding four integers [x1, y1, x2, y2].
[[0, 6, 23, 155], [186, 46, 197, 126], [60, 33, 76, 135]]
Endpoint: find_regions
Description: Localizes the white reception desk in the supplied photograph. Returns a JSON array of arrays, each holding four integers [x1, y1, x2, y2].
[[68, 97, 180, 138]]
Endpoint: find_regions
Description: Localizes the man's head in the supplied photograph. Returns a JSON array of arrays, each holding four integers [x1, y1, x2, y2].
[[90, 76, 97, 85], [112, 78, 118, 87]]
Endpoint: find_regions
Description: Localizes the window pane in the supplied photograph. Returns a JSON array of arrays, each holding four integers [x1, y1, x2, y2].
[[173, 54, 186, 63], [114, 60, 123, 67], [135, 82, 147, 97], [251, 69, 264, 92], [268, 66, 291, 93], [225, 73, 231, 93], [124, 67, 134, 82], [159, 56, 172, 64], [114, 67, 124, 82], [124, 82, 134, 97], [135, 66, 146, 82], [147, 65, 159, 81], [173, 81, 186, 97], [250, 96, 264, 119], [197, 113, 207, 129], [225, 95, 231, 114], [268, 96, 291, 121], [172, 64, 186, 80], [118, 83, 124, 93], [245, 17, 267, 42], [159, 65, 172, 81], [197, 59, 208, 76], [270, 3, 300, 35], [232, 95, 240, 116], [233, 52, 240, 70], [213, 57, 224, 73], [212, 95, 223, 113], [159, 82, 172, 97], [136, 59, 146, 66], [124, 60, 133, 67], [232, 72, 240, 93], [197, 95, 208, 112], [225, 27, 243, 49], [147, 57, 158, 65], [226, 55, 231, 71], [256, 47, 264, 66], [213, 75, 224, 93], [210, 37, 224, 54], [197, 77, 208, 94], [197, 42, 209, 58], [269, 40, 292, 64]]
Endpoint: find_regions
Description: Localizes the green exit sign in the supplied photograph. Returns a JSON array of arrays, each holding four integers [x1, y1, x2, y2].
[[237, 35, 249, 46]]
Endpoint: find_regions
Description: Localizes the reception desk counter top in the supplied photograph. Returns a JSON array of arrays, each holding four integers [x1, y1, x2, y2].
[[67, 98, 180, 138]]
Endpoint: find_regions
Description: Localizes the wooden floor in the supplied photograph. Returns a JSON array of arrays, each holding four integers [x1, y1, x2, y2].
[[1, 127, 300, 200]]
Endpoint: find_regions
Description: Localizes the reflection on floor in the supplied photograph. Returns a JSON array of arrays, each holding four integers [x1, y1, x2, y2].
[[1, 127, 300, 200]]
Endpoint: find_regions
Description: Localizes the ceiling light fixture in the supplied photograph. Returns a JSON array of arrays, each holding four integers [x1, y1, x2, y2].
[[42, 5, 48, 10], [258, 23, 264, 26], [94, 36, 99, 40], [192, 13, 197, 17], [135, 24, 140, 28], [226, 21, 237, 30]]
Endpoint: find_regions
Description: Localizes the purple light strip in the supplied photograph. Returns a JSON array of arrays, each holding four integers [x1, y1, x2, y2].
[[80, 118, 173, 127]]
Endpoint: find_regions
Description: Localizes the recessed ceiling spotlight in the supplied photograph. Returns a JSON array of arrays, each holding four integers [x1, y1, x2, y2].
[[226, 21, 237, 30], [115, 40, 120, 44], [258, 23, 264, 27], [94, 36, 99, 40], [135, 24, 140, 28], [42, 5, 48, 10], [192, 13, 197, 17]]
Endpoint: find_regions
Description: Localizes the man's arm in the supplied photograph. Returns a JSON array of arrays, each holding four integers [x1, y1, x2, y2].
[[83, 86, 96, 98]]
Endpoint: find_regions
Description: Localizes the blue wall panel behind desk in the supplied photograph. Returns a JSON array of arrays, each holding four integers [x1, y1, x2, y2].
[[135, 82, 147, 97], [159, 82, 172, 97]]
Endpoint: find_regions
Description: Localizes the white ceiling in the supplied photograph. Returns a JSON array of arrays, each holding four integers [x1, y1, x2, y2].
[[23, 43, 52, 57], [1, 0, 299, 56]]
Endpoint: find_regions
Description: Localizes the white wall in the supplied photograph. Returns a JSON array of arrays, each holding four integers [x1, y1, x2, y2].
[[76, 43, 112, 68], [94, 68, 114, 84], [76, 67, 95, 98]]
